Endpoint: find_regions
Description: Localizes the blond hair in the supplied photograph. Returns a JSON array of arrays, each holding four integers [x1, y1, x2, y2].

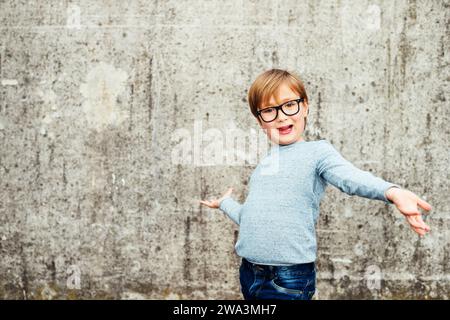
[[247, 69, 309, 127]]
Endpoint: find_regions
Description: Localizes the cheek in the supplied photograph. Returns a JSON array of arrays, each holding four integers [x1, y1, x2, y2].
[[261, 123, 278, 137], [261, 122, 275, 131], [291, 114, 303, 126]]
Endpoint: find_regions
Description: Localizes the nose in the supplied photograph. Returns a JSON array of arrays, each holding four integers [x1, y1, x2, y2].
[[276, 109, 289, 121]]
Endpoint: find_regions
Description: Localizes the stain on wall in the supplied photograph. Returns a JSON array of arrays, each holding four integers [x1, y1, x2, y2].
[[80, 62, 128, 130]]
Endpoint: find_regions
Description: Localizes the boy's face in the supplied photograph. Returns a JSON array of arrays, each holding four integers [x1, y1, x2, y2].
[[257, 83, 308, 146]]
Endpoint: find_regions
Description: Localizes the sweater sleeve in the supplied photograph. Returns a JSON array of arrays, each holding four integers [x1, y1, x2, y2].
[[316, 140, 401, 204], [219, 196, 243, 225]]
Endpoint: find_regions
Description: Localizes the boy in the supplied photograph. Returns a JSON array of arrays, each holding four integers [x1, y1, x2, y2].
[[199, 69, 432, 300]]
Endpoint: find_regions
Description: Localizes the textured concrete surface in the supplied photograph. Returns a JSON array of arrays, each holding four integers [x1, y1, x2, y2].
[[0, 1, 449, 299]]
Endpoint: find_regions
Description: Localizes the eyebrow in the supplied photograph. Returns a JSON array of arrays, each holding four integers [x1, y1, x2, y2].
[[261, 97, 299, 109]]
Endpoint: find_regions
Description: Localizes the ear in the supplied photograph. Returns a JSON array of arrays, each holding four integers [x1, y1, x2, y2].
[[303, 101, 309, 117]]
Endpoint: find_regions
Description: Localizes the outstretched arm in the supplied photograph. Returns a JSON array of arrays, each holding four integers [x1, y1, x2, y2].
[[199, 187, 243, 225], [317, 141, 431, 236], [317, 141, 401, 203]]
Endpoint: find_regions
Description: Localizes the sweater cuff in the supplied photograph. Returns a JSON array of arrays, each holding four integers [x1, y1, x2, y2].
[[383, 184, 402, 204], [219, 196, 242, 225], [219, 196, 228, 208]]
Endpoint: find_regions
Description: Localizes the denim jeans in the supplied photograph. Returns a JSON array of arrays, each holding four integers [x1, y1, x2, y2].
[[239, 258, 316, 300]]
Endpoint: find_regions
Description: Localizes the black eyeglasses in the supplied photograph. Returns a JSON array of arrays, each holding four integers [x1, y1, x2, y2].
[[257, 98, 304, 123]]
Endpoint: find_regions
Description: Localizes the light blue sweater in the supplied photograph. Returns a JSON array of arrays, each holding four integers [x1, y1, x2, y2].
[[219, 139, 400, 266]]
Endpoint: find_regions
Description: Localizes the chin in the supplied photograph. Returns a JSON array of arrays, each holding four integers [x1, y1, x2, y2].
[[275, 136, 293, 145]]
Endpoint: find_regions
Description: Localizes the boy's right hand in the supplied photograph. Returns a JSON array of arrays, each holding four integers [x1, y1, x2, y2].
[[199, 187, 233, 209]]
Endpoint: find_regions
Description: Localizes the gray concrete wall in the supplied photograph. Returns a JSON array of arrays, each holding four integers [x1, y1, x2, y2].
[[0, 0, 448, 299]]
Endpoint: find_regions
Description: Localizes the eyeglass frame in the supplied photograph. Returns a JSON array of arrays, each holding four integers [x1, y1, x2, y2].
[[256, 97, 305, 123]]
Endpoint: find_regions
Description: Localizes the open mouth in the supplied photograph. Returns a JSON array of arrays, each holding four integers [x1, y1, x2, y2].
[[278, 124, 293, 135]]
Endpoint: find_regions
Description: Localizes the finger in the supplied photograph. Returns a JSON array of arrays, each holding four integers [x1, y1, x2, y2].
[[411, 223, 427, 236], [417, 198, 432, 212], [418, 227, 427, 236], [402, 211, 421, 216], [199, 200, 211, 207], [223, 187, 233, 197], [415, 228, 426, 237], [412, 226, 424, 236], [407, 216, 430, 232], [405, 216, 427, 230], [414, 215, 431, 231], [406, 216, 425, 230], [407, 220, 423, 230]]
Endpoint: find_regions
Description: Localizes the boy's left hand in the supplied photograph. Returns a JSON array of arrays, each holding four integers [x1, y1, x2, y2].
[[385, 187, 432, 237]]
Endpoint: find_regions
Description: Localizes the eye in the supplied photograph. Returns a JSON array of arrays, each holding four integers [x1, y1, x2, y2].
[[261, 108, 275, 114], [285, 101, 296, 108]]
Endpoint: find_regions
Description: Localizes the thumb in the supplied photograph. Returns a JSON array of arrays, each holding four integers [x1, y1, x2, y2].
[[417, 197, 432, 212], [224, 187, 233, 197]]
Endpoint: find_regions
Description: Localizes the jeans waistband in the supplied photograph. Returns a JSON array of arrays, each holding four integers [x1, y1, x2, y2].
[[242, 258, 315, 273]]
